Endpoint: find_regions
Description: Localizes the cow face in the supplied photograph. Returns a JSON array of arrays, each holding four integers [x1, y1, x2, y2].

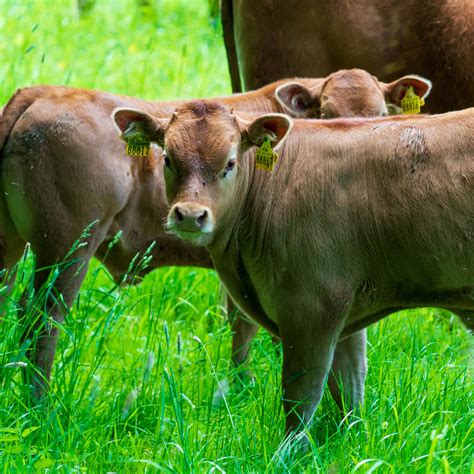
[[276, 69, 432, 118], [113, 103, 292, 247]]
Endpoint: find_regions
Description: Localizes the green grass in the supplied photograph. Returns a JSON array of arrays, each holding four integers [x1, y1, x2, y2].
[[0, 1, 472, 472]]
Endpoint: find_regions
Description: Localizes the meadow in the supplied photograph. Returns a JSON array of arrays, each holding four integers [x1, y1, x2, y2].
[[0, 1, 472, 471]]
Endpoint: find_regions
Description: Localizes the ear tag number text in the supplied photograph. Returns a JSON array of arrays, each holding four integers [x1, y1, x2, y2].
[[125, 139, 150, 157], [401, 86, 424, 114], [255, 137, 278, 171]]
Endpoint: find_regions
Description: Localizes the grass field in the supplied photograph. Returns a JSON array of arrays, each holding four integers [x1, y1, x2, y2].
[[0, 1, 472, 472]]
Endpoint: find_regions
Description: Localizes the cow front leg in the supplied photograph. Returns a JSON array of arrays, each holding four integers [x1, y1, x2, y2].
[[327, 329, 367, 413], [279, 298, 348, 435]]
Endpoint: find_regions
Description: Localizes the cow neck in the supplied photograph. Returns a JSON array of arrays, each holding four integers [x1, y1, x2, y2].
[[211, 139, 293, 264], [212, 247, 280, 337], [206, 148, 282, 336], [208, 145, 256, 257]]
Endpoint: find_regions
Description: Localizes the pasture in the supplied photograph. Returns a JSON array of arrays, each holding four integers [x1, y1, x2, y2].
[[0, 1, 472, 471]]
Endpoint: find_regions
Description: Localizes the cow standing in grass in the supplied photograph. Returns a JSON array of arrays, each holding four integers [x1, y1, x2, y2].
[[112, 102, 473, 437], [0, 71, 429, 401]]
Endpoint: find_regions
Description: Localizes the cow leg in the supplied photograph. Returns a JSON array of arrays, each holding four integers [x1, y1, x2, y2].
[[327, 329, 367, 413], [20, 259, 85, 401], [20, 226, 108, 402], [229, 298, 282, 384], [228, 297, 259, 368], [279, 298, 347, 435]]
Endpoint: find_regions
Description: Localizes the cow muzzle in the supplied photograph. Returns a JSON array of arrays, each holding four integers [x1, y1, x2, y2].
[[167, 202, 214, 246]]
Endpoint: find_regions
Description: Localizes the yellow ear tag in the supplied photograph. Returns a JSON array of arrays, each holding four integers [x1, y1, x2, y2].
[[401, 86, 423, 115], [121, 123, 151, 157], [125, 139, 150, 157], [255, 136, 278, 171]]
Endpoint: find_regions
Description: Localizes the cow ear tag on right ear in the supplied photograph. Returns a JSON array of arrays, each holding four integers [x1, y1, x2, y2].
[[121, 122, 151, 157], [401, 86, 423, 114], [255, 137, 278, 171]]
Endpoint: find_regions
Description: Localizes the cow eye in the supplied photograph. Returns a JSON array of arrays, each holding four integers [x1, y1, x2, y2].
[[222, 159, 236, 178], [163, 151, 171, 167]]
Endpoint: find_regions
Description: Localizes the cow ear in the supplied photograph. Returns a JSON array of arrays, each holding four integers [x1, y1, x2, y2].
[[383, 75, 432, 106], [112, 108, 169, 148], [275, 82, 318, 117], [242, 113, 293, 150]]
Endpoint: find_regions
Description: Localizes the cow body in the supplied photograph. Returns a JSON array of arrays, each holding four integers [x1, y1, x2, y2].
[[2, 70, 410, 399], [140, 102, 473, 435], [222, 0, 473, 113], [1, 72, 413, 281], [215, 113, 474, 334]]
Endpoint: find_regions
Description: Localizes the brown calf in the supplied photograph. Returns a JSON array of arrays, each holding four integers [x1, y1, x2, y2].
[[222, 0, 473, 113], [114, 102, 474, 438], [0, 70, 429, 400]]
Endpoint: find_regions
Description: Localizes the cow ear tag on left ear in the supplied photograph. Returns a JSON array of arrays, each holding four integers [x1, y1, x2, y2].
[[121, 122, 151, 157], [255, 136, 278, 171], [401, 86, 424, 114]]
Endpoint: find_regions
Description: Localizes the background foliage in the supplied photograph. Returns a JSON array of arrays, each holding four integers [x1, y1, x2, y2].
[[0, 1, 472, 472]]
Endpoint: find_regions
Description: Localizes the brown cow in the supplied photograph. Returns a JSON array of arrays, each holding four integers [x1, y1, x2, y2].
[[222, 0, 473, 113], [0, 70, 429, 400], [112, 102, 473, 439]]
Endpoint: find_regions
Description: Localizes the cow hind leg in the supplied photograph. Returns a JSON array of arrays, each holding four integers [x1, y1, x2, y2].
[[228, 298, 259, 370], [19, 224, 109, 402], [327, 329, 367, 413]]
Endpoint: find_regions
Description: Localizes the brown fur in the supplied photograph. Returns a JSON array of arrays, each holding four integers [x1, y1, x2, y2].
[[0, 69, 427, 400], [159, 102, 474, 437], [222, 0, 473, 113]]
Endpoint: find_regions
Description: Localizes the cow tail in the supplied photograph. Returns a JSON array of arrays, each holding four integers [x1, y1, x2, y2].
[[221, 0, 243, 93]]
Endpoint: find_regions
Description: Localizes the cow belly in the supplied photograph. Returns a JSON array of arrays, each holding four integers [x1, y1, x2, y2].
[[343, 285, 474, 336]]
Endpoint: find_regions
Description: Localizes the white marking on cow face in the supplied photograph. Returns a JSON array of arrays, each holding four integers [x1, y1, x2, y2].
[[167, 200, 215, 246]]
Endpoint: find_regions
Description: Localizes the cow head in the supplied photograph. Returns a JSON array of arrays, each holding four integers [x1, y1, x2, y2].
[[112, 103, 292, 247], [275, 68, 432, 118]]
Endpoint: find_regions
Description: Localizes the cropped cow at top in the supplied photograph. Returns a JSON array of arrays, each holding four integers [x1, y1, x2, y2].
[[0, 69, 430, 402], [112, 102, 474, 439], [222, 0, 473, 113]]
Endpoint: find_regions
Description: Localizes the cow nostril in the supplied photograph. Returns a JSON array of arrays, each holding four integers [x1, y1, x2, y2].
[[174, 207, 184, 222], [197, 210, 208, 227]]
